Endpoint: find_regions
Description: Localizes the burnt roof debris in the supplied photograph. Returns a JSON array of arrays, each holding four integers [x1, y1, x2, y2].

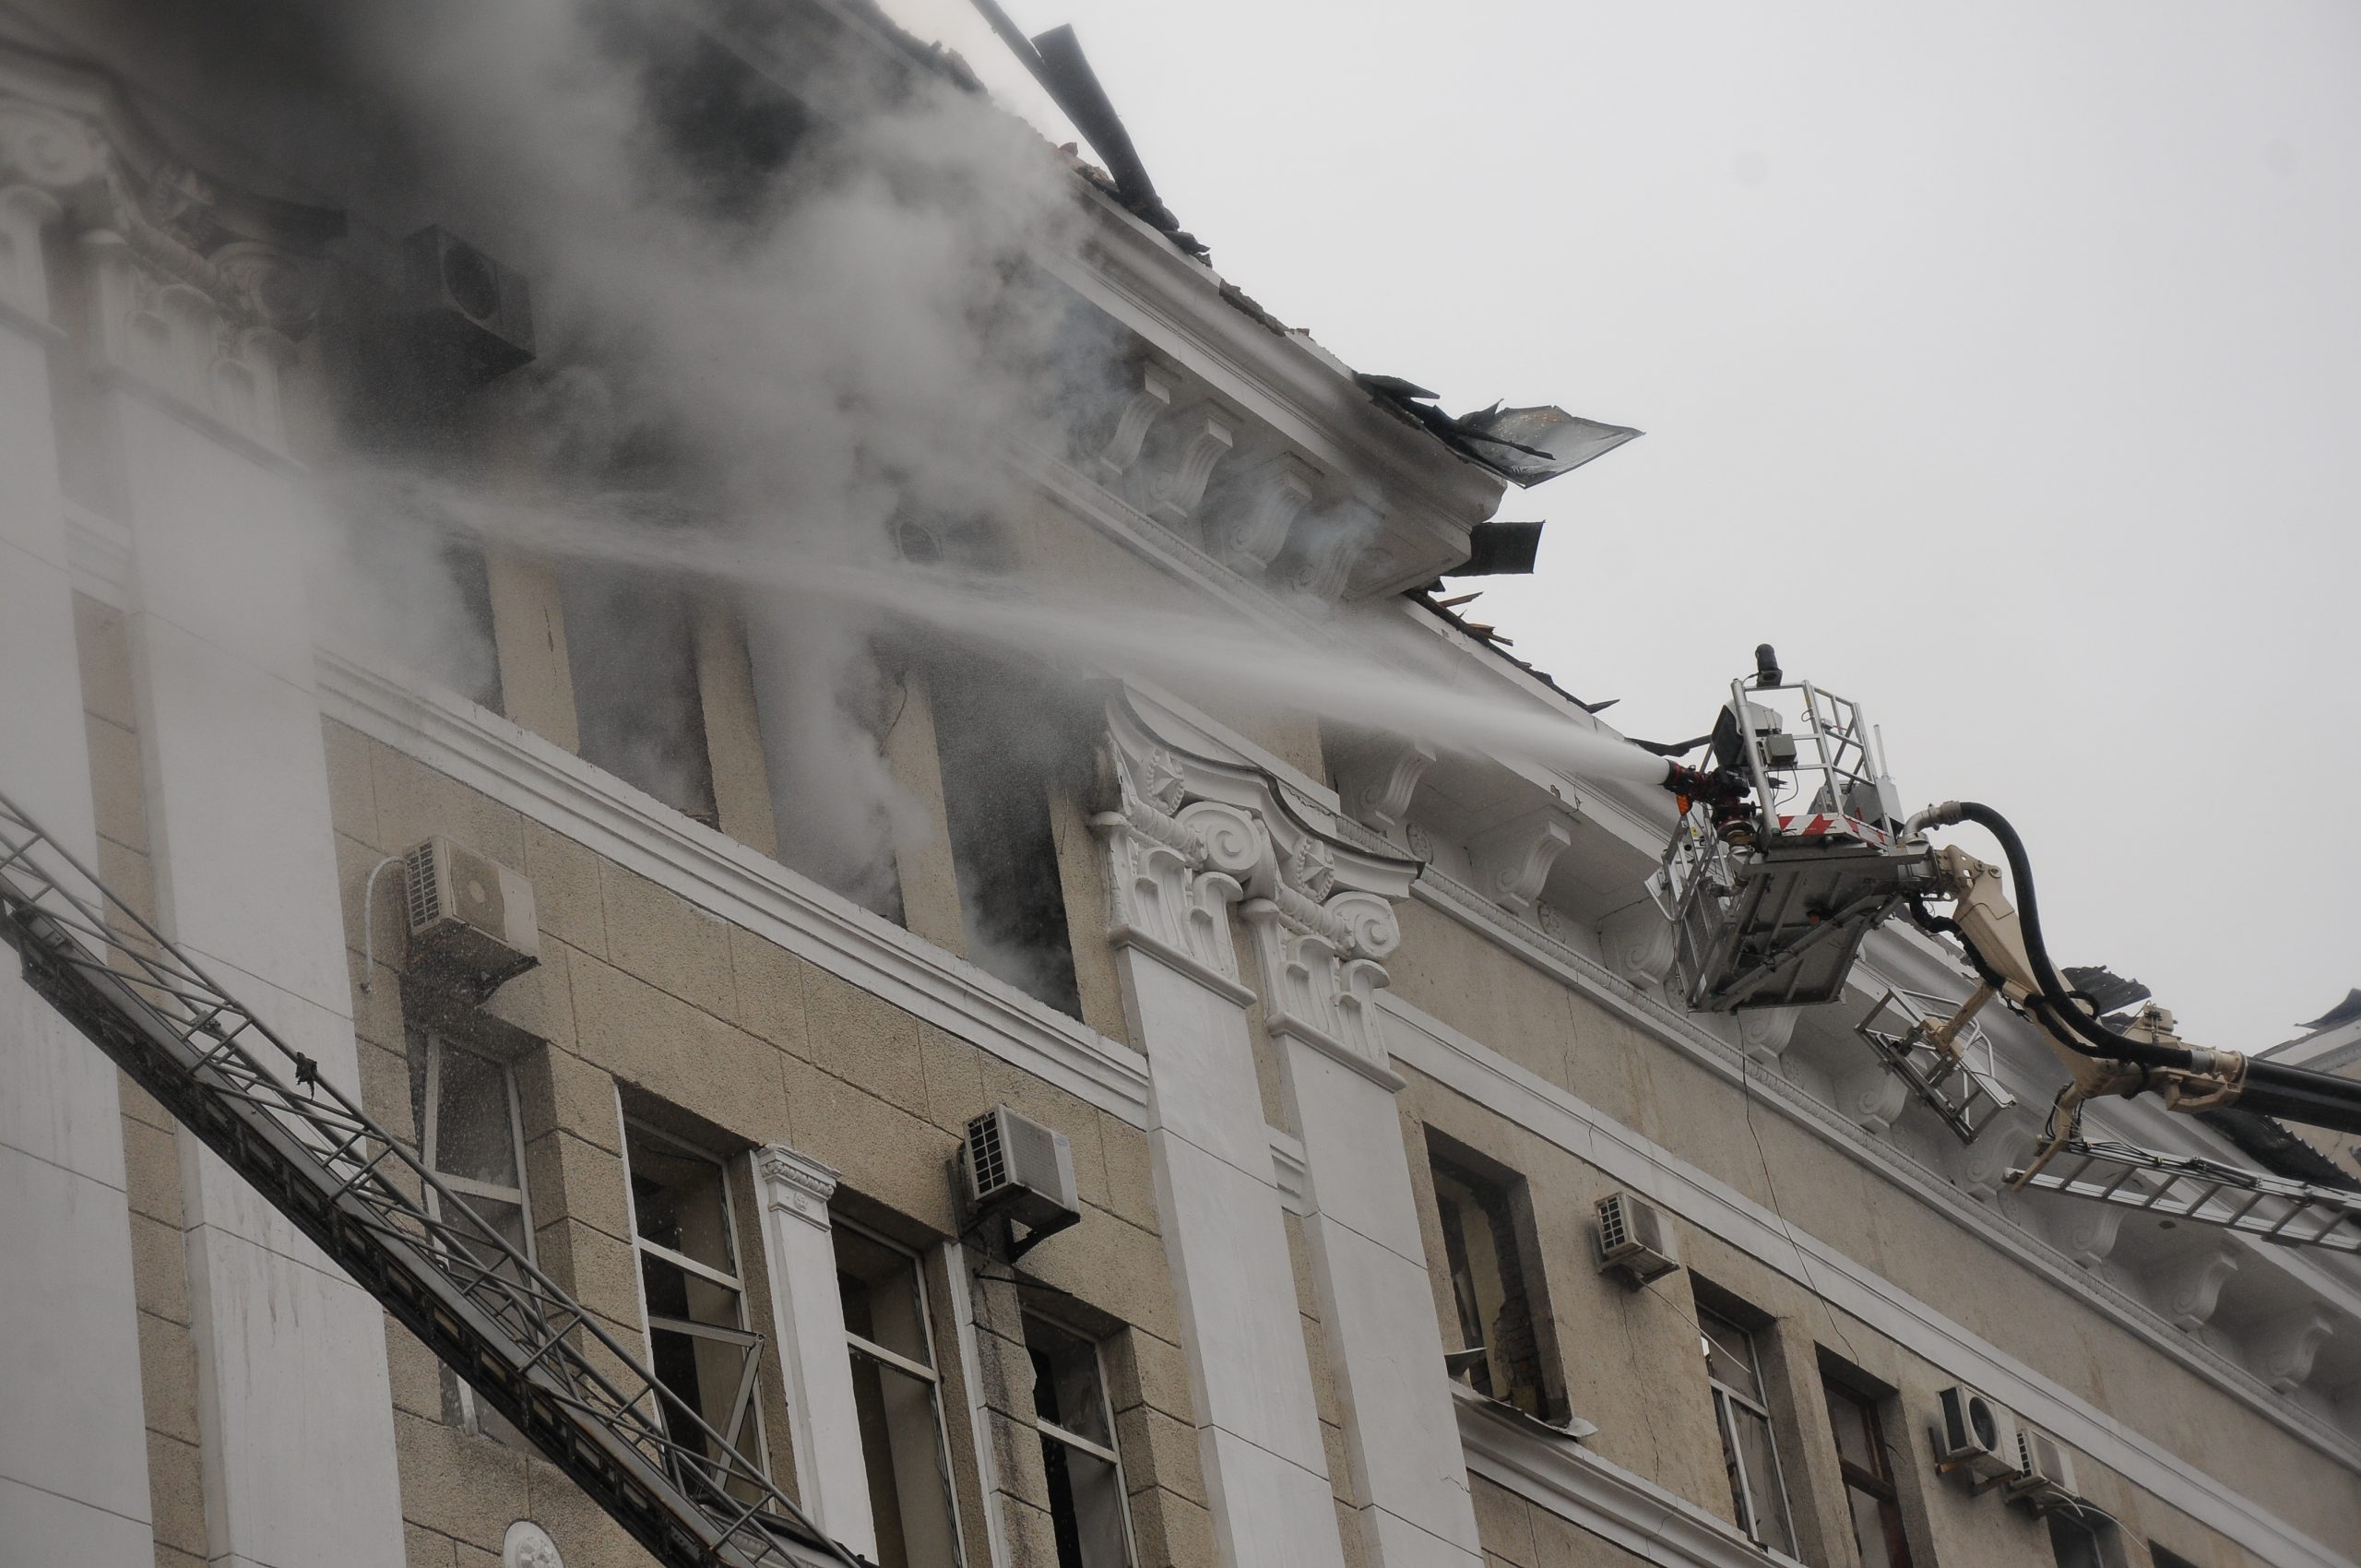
[[2195, 1107, 2361, 1192], [2301, 989, 2361, 1033], [1406, 583, 1618, 714], [1358, 376, 1643, 487], [968, 3, 1208, 256], [2061, 965, 2153, 1019], [1452, 519, 1548, 576]]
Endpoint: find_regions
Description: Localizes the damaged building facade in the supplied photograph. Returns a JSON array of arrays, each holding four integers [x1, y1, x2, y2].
[[3, 5, 2359, 1568]]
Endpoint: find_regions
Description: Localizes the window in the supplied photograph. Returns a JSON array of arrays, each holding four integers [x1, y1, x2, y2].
[[930, 665, 1083, 1018], [1026, 1315, 1135, 1568], [1699, 1307, 1795, 1556], [1429, 1150, 1553, 1418], [2147, 1547, 2201, 1568], [1823, 1376, 1914, 1568], [2049, 1513, 2124, 1568], [836, 1226, 965, 1568], [623, 1121, 765, 1500], [562, 564, 718, 824], [408, 1033, 533, 1433]]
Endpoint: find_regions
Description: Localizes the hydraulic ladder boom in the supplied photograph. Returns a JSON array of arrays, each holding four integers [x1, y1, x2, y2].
[[0, 790, 860, 1568]]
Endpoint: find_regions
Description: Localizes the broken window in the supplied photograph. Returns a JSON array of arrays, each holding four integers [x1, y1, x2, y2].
[[623, 1120, 766, 1501], [1699, 1305, 1795, 1556], [1025, 1314, 1134, 1568], [406, 1032, 533, 1436], [2049, 1515, 2125, 1568], [929, 665, 1082, 1018], [1428, 1146, 1554, 1418], [562, 564, 718, 824], [836, 1226, 965, 1568], [1824, 1374, 1915, 1568]]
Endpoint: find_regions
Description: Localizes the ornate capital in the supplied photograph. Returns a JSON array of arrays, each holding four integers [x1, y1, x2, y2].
[[755, 1143, 842, 1230], [1097, 695, 1418, 1080]]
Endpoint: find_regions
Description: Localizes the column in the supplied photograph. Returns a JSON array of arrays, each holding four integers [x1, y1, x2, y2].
[[1091, 709, 1349, 1568], [0, 111, 155, 1562], [753, 1144, 877, 1558], [75, 168, 407, 1565]]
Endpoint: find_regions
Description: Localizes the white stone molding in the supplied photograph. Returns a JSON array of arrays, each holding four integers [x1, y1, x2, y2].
[[1332, 734, 1436, 835], [1386, 997, 2359, 1568], [1597, 899, 1680, 990], [1833, 1057, 1912, 1135], [2035, 1192, 2127, 1270], [0, 183, 63, 327], [1952, 1104, 2043, 1203], [1468, 802, 1579, 921], [1287, 495, 1384, 601], [2257, 1308, 2337, 1396], [1094, 361, 1173, 482], [2156, 1244, 2244, 1334], [752, 1144, 876, 1560], [1734, 1007, 1799, 1069], [1218, 454, 1319, 572], [502, 1520, 564, 1568], [1454, 1386, 1785, 1568], [1142, 405, 1236, 528]]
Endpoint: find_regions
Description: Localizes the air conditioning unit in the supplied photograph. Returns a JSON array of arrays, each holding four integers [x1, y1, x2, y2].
[[1595, 1192, 1681, 1287], [404, 226, 536, 382], [964, 1107, 1081, 1253], [2008, 1426, 2078, 1507], [402, 838, 539, 987], [1931, 1385, 2019, 1486]]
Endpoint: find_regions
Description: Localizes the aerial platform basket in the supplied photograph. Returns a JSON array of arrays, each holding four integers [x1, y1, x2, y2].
[[1653, 669, 1933, 1012]]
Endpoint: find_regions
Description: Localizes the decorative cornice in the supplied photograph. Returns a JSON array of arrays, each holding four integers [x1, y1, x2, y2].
[[315, 648, 1154, 1128], [1468, 802, 1579, 920], [1389, 996, 2358, 1568], [755, 1143, 842, 1230]]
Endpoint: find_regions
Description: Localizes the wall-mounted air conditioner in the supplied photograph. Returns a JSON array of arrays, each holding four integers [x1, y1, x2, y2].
[[1595, 1192, 1681, 1288], [963, 1106, 1081, 1259], [1931, 1384, 2019, 1487], [402, 837, 539, 989], [404, 226, 536, 383], [2007, 1426, 2078, 1507]]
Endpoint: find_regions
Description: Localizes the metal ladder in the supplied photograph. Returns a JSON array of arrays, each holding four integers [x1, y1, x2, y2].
[[0, 790, 863, 1568], [2010, 1136, 2361, 1253]]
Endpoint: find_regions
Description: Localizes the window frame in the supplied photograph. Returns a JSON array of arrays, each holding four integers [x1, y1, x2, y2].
[[1427, 1146, 1558, 1420], [1697, 1306, 1797, 1557], [1022, 1311, 1139, 1568], [620, 1116, 769, 1489], [834, 1218, 969, 1568], [409, 1031, 536, 1436], [1822, 1374, 1915, 1568]]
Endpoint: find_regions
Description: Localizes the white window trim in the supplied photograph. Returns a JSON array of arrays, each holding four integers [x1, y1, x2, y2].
[[1024, 1312, 1139, 1568], [414, 1031, 534, 1435], [619, 1116, 767, 1484], [835, 1218, 969, 1568], [1700, 1313, 1795, 1557]]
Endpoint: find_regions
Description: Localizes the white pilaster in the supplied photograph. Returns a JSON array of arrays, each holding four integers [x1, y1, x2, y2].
[[1098, 698, 1482, 1568], [1093, 714, 1349, 1568], [753, 1144, 877, 1559], [73, 160, 404, 1567], [0, 109, 154, 1562]]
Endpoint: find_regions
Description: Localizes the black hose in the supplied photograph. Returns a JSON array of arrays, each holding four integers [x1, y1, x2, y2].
[[1938, 802, 2361, 1138], [1942, 802, 2196, 1072]]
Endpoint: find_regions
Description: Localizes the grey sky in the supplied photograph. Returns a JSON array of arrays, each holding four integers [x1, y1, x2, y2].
[[888, 0, 2359, 1051]]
